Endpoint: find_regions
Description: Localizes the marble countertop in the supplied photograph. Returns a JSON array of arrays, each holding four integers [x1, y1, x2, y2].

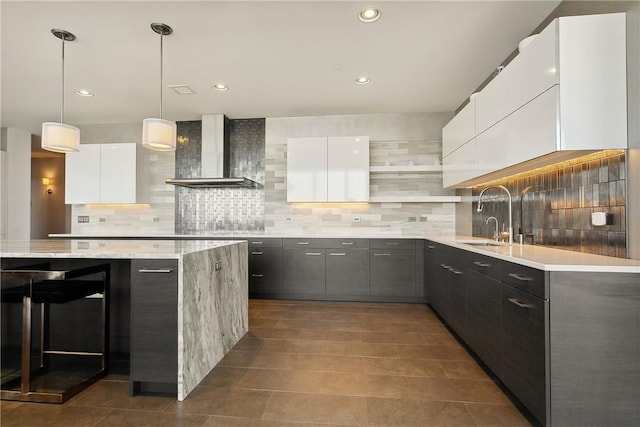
[[0, 239, 243, 259], [47, 233, 640, 273]]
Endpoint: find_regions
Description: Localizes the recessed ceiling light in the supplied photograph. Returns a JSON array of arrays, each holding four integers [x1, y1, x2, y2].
[[168, 85, 196, 95], [213, 83, 229, 91], [355, 76, 370, 85], [75, 89, 93, 97], [358, 7, 381, 23]]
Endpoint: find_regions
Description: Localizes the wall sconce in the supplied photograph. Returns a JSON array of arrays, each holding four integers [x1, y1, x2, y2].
[[42, 177, 53, 195]]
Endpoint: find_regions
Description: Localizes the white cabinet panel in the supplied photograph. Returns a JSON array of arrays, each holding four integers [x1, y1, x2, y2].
[[65, 144, 101, 204], [442, 99, 475, 157], [476, 20, 557, 136], [327, 136, 369, 202], [100, 143, 137, 203], [443, 141, 475, 188], [287, 137, 328, 202]]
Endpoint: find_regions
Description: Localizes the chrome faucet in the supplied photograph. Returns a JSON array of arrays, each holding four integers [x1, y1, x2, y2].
[[485, 216, 499, 241], [477, 185, 513, 245]]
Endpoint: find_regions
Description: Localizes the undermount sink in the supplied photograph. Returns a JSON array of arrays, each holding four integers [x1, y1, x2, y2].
[[460, 241, 507, 247]]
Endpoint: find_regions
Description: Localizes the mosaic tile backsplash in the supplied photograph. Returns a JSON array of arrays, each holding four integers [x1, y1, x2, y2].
[[175, 119, 265, 234], [472, 151, 627, 258]]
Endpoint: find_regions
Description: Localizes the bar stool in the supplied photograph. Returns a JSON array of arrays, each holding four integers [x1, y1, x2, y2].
[[0, 263, 110, 403]]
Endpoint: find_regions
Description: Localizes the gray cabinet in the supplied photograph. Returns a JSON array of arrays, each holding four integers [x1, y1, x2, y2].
[[248, 239, 283, 297], [283, 248, 326, 296], [325, 249, 369, 296], [370, 249, 415, 297], [130, 259, 178, 393], [444, 261, 467, 340]]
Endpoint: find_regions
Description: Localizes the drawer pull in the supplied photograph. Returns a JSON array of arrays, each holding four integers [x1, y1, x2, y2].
[[386, 242, 399, 246], [341, 242, 354, 246], [251, 274, 264, 278], [427, 245, 436, 249], [297, 242, 310, 245], [374, 253, 391, 256], [329, 253, 346, 256], [251, 251, 264, 255], [508, 298, 534, 308], [473, 261, 491, 268], [508, 273, 534, 282], [305, 252, 322, 256], [138, 269, 173, 273], [450, 270, 463, 275], [440, 264, 451, 270], [251, 241, 264, 245]]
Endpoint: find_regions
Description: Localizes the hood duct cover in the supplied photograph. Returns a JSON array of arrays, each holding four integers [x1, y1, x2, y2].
[[165, 114, 263, 189]]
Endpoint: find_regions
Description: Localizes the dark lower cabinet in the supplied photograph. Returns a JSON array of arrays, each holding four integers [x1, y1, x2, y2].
[[249, 247, 283, 296], [502, 285, 547, 426], [283, 249, 326, 295], [325, 249, 369, 296], [429, 257, 452, 323], [370, 249, 416, 297], [130, 259, 178, 394], [445, 263, 467, 340]]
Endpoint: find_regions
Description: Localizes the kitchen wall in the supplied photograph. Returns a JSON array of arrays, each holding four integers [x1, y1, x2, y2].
[[471, 151, 627, 257], [265, 113, 456, 235], [31, 156, 68, 238], [174, 119, 265, 233], [1, 127, 31, 239], [70, 123, 175, 235]]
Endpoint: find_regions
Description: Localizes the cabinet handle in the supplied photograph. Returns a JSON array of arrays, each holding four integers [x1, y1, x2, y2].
[[298, 242, 310, 245], [427, 245, 436, 249], [508, 298, 534, 308], [386, 242, 399, 246], [450, 270, 463, 275], [341, 242, 354, 246], [251, 274, 264, 278], [440, 264, 451, 270], [508, 273, 534, 282], [251, 251, 264, 255], [138, 269, 173, 273], [329, 253, 346, 256], [374, 253, 391, 256], [251, 241, 263, 245], [473, 261, 491, 268], [305, 252, 322, 256]]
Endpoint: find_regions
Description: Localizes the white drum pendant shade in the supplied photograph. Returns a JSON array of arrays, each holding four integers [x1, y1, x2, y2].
[[142, 118, 177, 151], [41, 122, 80, 153]]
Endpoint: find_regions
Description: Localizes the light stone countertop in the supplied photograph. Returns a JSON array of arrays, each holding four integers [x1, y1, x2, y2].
[[48, 233, 640, 273], [0, 239, 242, 259]]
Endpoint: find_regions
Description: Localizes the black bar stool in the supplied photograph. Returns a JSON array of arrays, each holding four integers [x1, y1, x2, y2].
[[0, 263, 110, 403]]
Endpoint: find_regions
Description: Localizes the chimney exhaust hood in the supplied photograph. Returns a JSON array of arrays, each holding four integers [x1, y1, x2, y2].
[[165, 114, 262, 189]]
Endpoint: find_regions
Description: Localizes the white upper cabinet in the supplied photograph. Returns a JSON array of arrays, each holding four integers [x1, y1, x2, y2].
[[442, 97, 475, 158], [65, 143, 149, 204], [442, 141, 476, 189], [443, 12, 626, 188], [327, 136, 369, 202], [287, 136, 369, 203]]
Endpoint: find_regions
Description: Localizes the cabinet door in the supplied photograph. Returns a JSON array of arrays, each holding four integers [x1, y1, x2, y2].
[[283, 249, 326, 295], [286, 137, 327, 202], [100, 143, 137, 203], [370, 249, 415, 297], [325, 249, 369, 296], [442, 140, 475, 188], [442, 98, 475, 157], [430, 258, 452, 321], [466, 271, 502, 377], [65, 144, 101, 204], [130, 259, 178, 385], [502, 285, 547, 425], [444, 263, 467, 340], [249, 247, 283, 296], [327, 136, 369, 202]]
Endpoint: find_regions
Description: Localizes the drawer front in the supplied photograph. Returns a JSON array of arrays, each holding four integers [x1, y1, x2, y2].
[[282, 249, 326, 295], [248, 238, 282, 248], [249, 269, 283, 295], [502, 263, 547, 299], [249, 247, 283, 271], [321, 238, 369, 249], [370, 249, 416, 297], [326, 249, 369, 296], [463, 251, 502, 281], [370, 239, 416, 250], [283, 238, 326, 249]]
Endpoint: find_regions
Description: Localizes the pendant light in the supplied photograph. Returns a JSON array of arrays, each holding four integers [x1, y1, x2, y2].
[[142, 23, 176, 151], [41, 29, 80, 153]]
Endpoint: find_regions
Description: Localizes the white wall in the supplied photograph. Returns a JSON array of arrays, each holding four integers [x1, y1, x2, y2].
[[0, 127, 31, 239]]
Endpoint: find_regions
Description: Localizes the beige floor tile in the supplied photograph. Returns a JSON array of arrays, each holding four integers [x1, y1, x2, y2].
[[406, 377, 512, 405], [199, 366, 247, 388], [361, 331, 426, 345], [249, 350, 293, 369], [439, 360, 490, 380], [0, 401, 23, 418], [422, 334, 465, 348], [93, 409, 209, 427], [164, 386, 271, 418], [250, 327, 302, 339], [395, 344, 471, 361], [297, 329, 362, 342], [366, 397, 428, 427], [0, 403, 112, 427], [232, 334, 265, 351], [262, 391, 368, 425], [286, 353, 365, 373], [235, 368, 320, 393], [419, 400, 478, 426], [364, 357, 448, 378], [204, 415, 333, 426], [464, 402, 533, 426], [365, 374, 412, 399], [218, 350, 261, 367]]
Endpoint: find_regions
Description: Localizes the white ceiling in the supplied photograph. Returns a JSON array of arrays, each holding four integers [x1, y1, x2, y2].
[[1, 1, 560, 137]]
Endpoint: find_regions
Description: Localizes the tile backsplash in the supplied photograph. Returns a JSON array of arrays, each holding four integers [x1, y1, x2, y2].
[[472, 150, 626, 258]]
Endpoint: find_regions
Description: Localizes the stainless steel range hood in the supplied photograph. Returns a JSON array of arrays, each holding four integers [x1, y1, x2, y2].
[[165, 114, 262, 189]]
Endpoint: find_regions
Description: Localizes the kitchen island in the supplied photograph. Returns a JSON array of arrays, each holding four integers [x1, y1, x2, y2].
[[0, 239, 248, 401]]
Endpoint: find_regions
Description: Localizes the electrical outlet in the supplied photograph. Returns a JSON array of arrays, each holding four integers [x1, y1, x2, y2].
[[408, 216, 417, 222], [352, 216, 361, 223], [99, 217, 106, 223], [153, 217, 160, 222], [285, 216, 292, 222], [77, 216, 89, 223], [214, 261, 222, 271], [77, 241, 90, 249]]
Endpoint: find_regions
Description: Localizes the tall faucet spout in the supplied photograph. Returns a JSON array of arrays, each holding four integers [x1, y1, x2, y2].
[[477, 185, 513, 245]]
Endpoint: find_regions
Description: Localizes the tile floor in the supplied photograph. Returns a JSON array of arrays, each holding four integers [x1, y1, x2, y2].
[[1, 299, 533, 426]]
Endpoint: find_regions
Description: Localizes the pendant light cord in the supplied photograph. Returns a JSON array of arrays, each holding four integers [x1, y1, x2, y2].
[[160, 32, 163, 120], [61, 36, 65, 124]]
